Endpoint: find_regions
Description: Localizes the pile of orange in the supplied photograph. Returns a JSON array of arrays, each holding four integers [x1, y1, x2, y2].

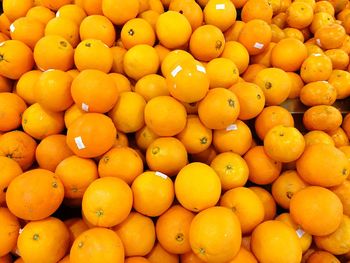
[[1, 0, 350, 262]]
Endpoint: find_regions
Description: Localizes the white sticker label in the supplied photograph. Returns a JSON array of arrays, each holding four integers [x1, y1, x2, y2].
[[171, 65, 182, 77], [296, 228, 305, 238], [45, 69, 55, 72], [216, 3, 225, 9], [81, 103, 89, 112], [226, 124, 238, 131], [313, 53, 322, 57], [55, 10, 60, 17], [196, 65, 206, 73], [9, 23, 15, 32], [19, 228, 23, 234], [254, 42, 264, 49], [316, 38, 321, 47], [155, 171, 168, 179], [74, 136, 86, 150]]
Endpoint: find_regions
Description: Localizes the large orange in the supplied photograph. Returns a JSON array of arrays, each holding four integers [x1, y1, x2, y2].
[[300, 80, 337, 106], [146, 243, 179, 263], [168, 0, 203, 30], [204, 0, 236, 31], [45, 16, 80, 47], [10, 17, 45, 49], [121, 18, 155, 49], [102, 0, 139, 25], [303, 105, 342, 132], [300, 53, 333, 83], [0, 207, 20, 257], [221, 41, 250, 74], [3, 0, 33, 21]]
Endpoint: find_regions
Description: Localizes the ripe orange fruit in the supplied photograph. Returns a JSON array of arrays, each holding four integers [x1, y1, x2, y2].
[[300, 53, 333, 83], [189, 206, 241, 262], [114, 212, 155, 257], [121, 18, 155, 49], [220, 187, 265, 234], [70, 227, 124, 263], [290, 186, 343, 236], [304, 130, 335, 147], [26, 6, 55, 25], [156, 205, 195, 254], [328, 69, 350, 99], [156, 11, 192, 49], [64, 217, 89, 246], [66, 113, 116, 158], [0, 75, 12, 93], [0, 92, 26, 132], [189, 25, 225, 62], [325, 48, 349, 70], [56, 4, 87, 25], [244, 146, 282, 185], [125, 257, 151, 263], [131, 171, 174, 217], [306, 251, 341, 263], [250, 42, 275, 67], [180, 251, 205, 263], [0, 207, 20, 257], [286, 1, 314, 29], [6, 169, 64, 220], [221, 41, 250, 74], [18, 217, 70, 263], [0, 156, 22, 205], [175, 162, 221, 212], [315, 0, 335, 15], [270, 24, 286, 43], [203, 0, 237, 31], [144, 96, 187, 136], [206, 57, 239, 89], [310, 12, 335, 34], [64, 104, 85, 128], [296, 144, 349, 187], [228, 246, 258, 263], [168, 0, 203, 30], [123, 44, 160, 80], [224, 20, 245, 41], [303, 105, 342, 132], [34, 35, 74, 71], [287, 72, 304, 99], [135, 125, 160, 151], [82, 177, 133, 227], [254, 67, 291, 106], [213, 120, 253, 155], [40, 0, 73, 11], [315, 23, 346, 50], [146, 243, 179, 263], [9, 17, 44, 49], [300, 81, 337, 106], [263, 125, 305, 163], [109, 73, 131, 93], [110, 46, 127, 74], [45, 17, 80, 47], [328, 127, 350, 148], [198, 88, 240, 130], [250, 186, 277, 221], [241, 0, 273, 23], [82, 0, 103, 15], [230, 82, 265, 120], [3, 0, 33, 21], [102, 0, 139, 25], [14, 70, 41, 105], [331, 180, 350, 217], [161, 49, 194, 77], [251, 220, 302, 263]]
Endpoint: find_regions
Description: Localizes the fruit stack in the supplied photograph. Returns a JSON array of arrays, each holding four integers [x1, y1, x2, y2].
[[1, 0, 350, 262]]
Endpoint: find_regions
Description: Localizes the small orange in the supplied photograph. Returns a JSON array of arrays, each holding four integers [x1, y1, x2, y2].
[[287, 72, 304, 99], [154, 44, 170, 64], [306, 251, 341, 263], [121, 18, 156, 49], [206, 58, 239, 89], [250, 186, 277, 221], [244, 146, 282, 185], [10, 17, 44, 49], [146, 243, 179, 263], [283, 27, 305, 42], [0, 75, 12, 93], [331, 180, 350, 217], [138, 10, 160, 30], [56, 155, 98, 199], [82, 0, 103, 15], [325, 48, 349, 70], [0, 14, 11, 37], [270, 24, 286, 43], [328, 127, 350, 147], [303, 105, 342, 132], [224, 21, 245, 41], [310, 12, 335, 34], [290, 186, 343, 236], [203, 0, 237, 32], [168, 0, 203, 30], [40, 0, 73, 11], [26, 6, 55, 25], [14, 70, 40, 105], [181, 251, 205, 263], [241, 0, 273, 23], [304, 130, 335, 147], [0, 156, 22, 205], [315, 0, 335, 15], [221, 41, 250, 74], [0, 207, 20, 257], [102, 0, 139, 25], [3, 0, 33, 21], [64, 104, 85, 128], [315, 23, 346, 50], [110, 46, 127, 74], [300, 81, 337, 106], [175, 162, 221, 212], [161, 49, 194, 77], [300, 53, 333, 83], [35, 69, 74, 112], [250, 42, 275, 67], [328, 69, 350, 99], [189, 206, 241, 263], [134, 74, 169, 101], [242, 64, 266, 82], [109, 73, 131, 93], [156, 11, 192, 49], [45, 17, 80, 47], [64, 218, 89, 246], [286, 1, 314, 29], [131, 171, 174, 217], [56, 4, 87, 25], [34, 35, 74, 71], [114, 212, 155, 257], [228, 246, 258, 263], [0, 92, 27, 132]]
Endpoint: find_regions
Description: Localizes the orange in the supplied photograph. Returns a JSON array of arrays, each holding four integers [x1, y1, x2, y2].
[[79, 16, 115, 47], [156, 11, 192, 49], [125, 257, 151, 263], [220, 187, 264, 234], [331, 180, 350, 217], [0, 14, 11, 37], [10, 17, 44, 49], [304, 130, 335, 147], [102, 0, 139, 25], [168, 0, 203, 30], [3, 0, 33, 21], [109, 73, 131, 93], [40, 0, 73, 11], [0, 156, 22, 205], [203, 0, 236, 32], [328, 127, 350, 147], [72, 69, 118, 113], [66, 113, 116, 158], [82, 0, 103, 15], [300, 53, 333, 83], [250, 186, 277, 221], [56, 4, 87, 25], [70, 228, 124, 263], [296, 144, 349, 187], [189, 206, 241, 262], [74, 39, 113, 73], [221, 41, 250, 74], [35, 69, 73, 112], [135, 125, 160, 151], [123, 44, 160, 80], [138, 10, 160, 30], [26, 6, 55, 25], [344, 113, 350, 139], [6, 169, 64, 220], [315, 23, 346, 50], [283, 27, 305, 42], [230, 82, 265, 120], [224, 20, 245, 41], [14, 70, 41, 105], [121, 18, 155, 49], [242, 64, 267, 83], [272, 170, 308, 209], [0, 130, 37, 170], [131, 171, 174, 217], [108, 91, 146, 133], [306, 251, 341, 263], [315, 0, 334, 14], [198, 88, 240, 130], [250, 42, 275, 68], [45, 17, 80, 47], [114, 212, 155, 257], [98, 146, 143, 184], [34, 35, 74, 71], [181, 251, 205, 263], [175, 162, 221, 212], [18, 217, 70, 263], [156, 205, 194, 254], [56, 155, 98, 199], [0, 40, 34, 80], [254, 67, 291, 105], [241, 0, 273, 23], [244, 146, 282, 185], [0, 207, 20, 257], [251, 220, 302, 263], [146, 137, 188, 177], [110, 46, 127, 74], [212, 120, 253, 156], [161, 49, 194, 77], [82, 177, 132, 227], [134, 74, 169, 101], [263, 125, 305, 163], [311, 13, 335, 35], [36, 134, 73, 172], [287, 72, 304, 99], [270, 24, 286, 43], [189, 25, 225, 62], [206, 57, 239, 89], [166, 60, 209, 103], [0, 75, 12, 93], [286, 1, 314, 29], [0, 92, 27, 132], [328, 69, 350, 99], [154, 44, 170, 64], [290, 186, 343, 236], [146, 243, 179, 263], [144, 96, 187, 136], [64, 104, 85, 128], [325, 48, 349, 70], [238, 19, 272, 56], [228, 246, 257, 263], [303, 105, 342, 132], [300, 81, 337, 106], [22, 103, 64, 140]]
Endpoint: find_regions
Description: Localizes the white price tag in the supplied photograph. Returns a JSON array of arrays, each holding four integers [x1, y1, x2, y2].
[[254, 42, 264, 49], [82, 103, 89, 112], [296, 228, 305, 238], [226, 124, 238, 131], [216, 3, 225, 9], [155, 171, 168, 179], [74, 136, 86, 150]]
